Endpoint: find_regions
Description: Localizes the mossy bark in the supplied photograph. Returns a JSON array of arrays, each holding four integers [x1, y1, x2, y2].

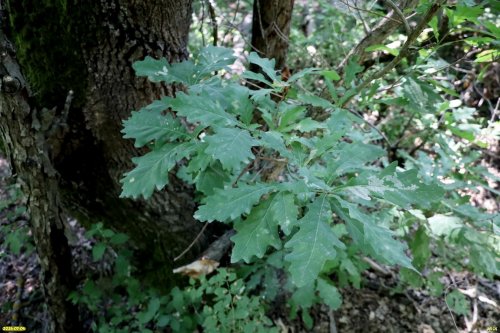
[[4, 0, 201, 297], [0, 29, 82, 333]]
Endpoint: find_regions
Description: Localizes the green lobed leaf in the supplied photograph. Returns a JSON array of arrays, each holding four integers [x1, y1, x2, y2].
[[194, 163, 230, 196], [122, 111, 188, 148], [331, 197, 416, 271], [231, 195, 282, 263], [293, 118, 328, 133], [285, 196, 345, 287], [133, 47, 236, 86], [321, 70, 341, 81], [120, 142, 197, 199], [363, 220, 415, 270], [470, 245, 500, 278], [409, 226, 431, 269], [204, 127, 258, 170], [163, 60, 199, 85], [132, 56, 170, 82], [270, 192, 299, 235], [92, 243, 106, 261], [278, 104, 307, 130], [287, 67, 322, 83], [241, 71, 273, 86], [428, 214, 463, 238], [316, 278, 342, 310], [445, 290, 470, 316], [289, 283, 316, 313], [344, 59, 364, 86], [137, 298, 160, 324], [196, 46, 236, 77], [328, 142, 386, 176], [258, 131, 292, 159], [298, 93, 334, 109], [170, 92, 241, 128], [214, 84, 254, 124], [194, 182, 279, 222], [401, 77, 442, 114], [247, 52, 278, 82], [378, 166, 445, 208]]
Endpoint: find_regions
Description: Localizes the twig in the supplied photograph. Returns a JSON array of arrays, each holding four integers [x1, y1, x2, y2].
[[444, 282, 461, 333], [384, 0, 411, 35], [271, 21, 290, 44], [348, 109, 393, 147], [231, 0, 240, 26], [207, 0, 218, 46], [491, 98, 500, 123], [217, 21, 262, 53], [255, 0, 266, 56], [240, 78, 285, 99], [473, 84, 496, 119], [392, 112, 415, 148], [258, 156, 288, 163], [232, 160, 256, 187], [199, 0, 206, 46], [173, 222, 209, 262], [328, 309, 338, 333], [222, 0, 241, 42], [232, 147, 262, 187], [62, 89, 74, 121], [354, 0, 371, 34], [337, 0, 419, 73], [336, 0, 404, 23], [362, 256, 393, 276], [342, 0, 447, 108]]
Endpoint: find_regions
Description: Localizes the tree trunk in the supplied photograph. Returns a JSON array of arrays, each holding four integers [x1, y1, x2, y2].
[[2, 0, 201, 320], [251, 0, 295, 70], [0, 29, 81, 333]]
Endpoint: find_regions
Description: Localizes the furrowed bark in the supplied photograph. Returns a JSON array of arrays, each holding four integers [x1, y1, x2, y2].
[[0, 29, 81, 333]]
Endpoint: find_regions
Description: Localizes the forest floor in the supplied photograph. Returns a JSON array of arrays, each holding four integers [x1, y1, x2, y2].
[[0, 155, 498, 333]]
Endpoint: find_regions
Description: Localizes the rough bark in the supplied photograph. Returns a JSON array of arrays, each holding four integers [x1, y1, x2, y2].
[[4, 0, 201, 287], [251, 0, 295, 70], [0, 29, 81, 333]]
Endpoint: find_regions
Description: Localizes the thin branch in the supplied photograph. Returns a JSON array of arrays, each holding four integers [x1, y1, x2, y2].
[[491, 98, 500, 123], [62, 89, 74, 121], [392, 112, 415, 148], [232, 159, 256, 187], [240, 77, 285, 99], [342, 0, 448, 108], [444, 280, 461, 333], [199, 0, 206, 46], [354, 0, 371, 34], [232, 147, 263, 187], [255, 0, 266, 56], [174, 222, 209, 262], [336, 0, 403, 23], [271, 21, 290, 44], [231, 0, 241, 26], [337, 0, 419, 73], [207, 0, 218, 46], [362, 256, 393, 276], [384, 0, 411, 35], [348, 108, 393, 147]]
